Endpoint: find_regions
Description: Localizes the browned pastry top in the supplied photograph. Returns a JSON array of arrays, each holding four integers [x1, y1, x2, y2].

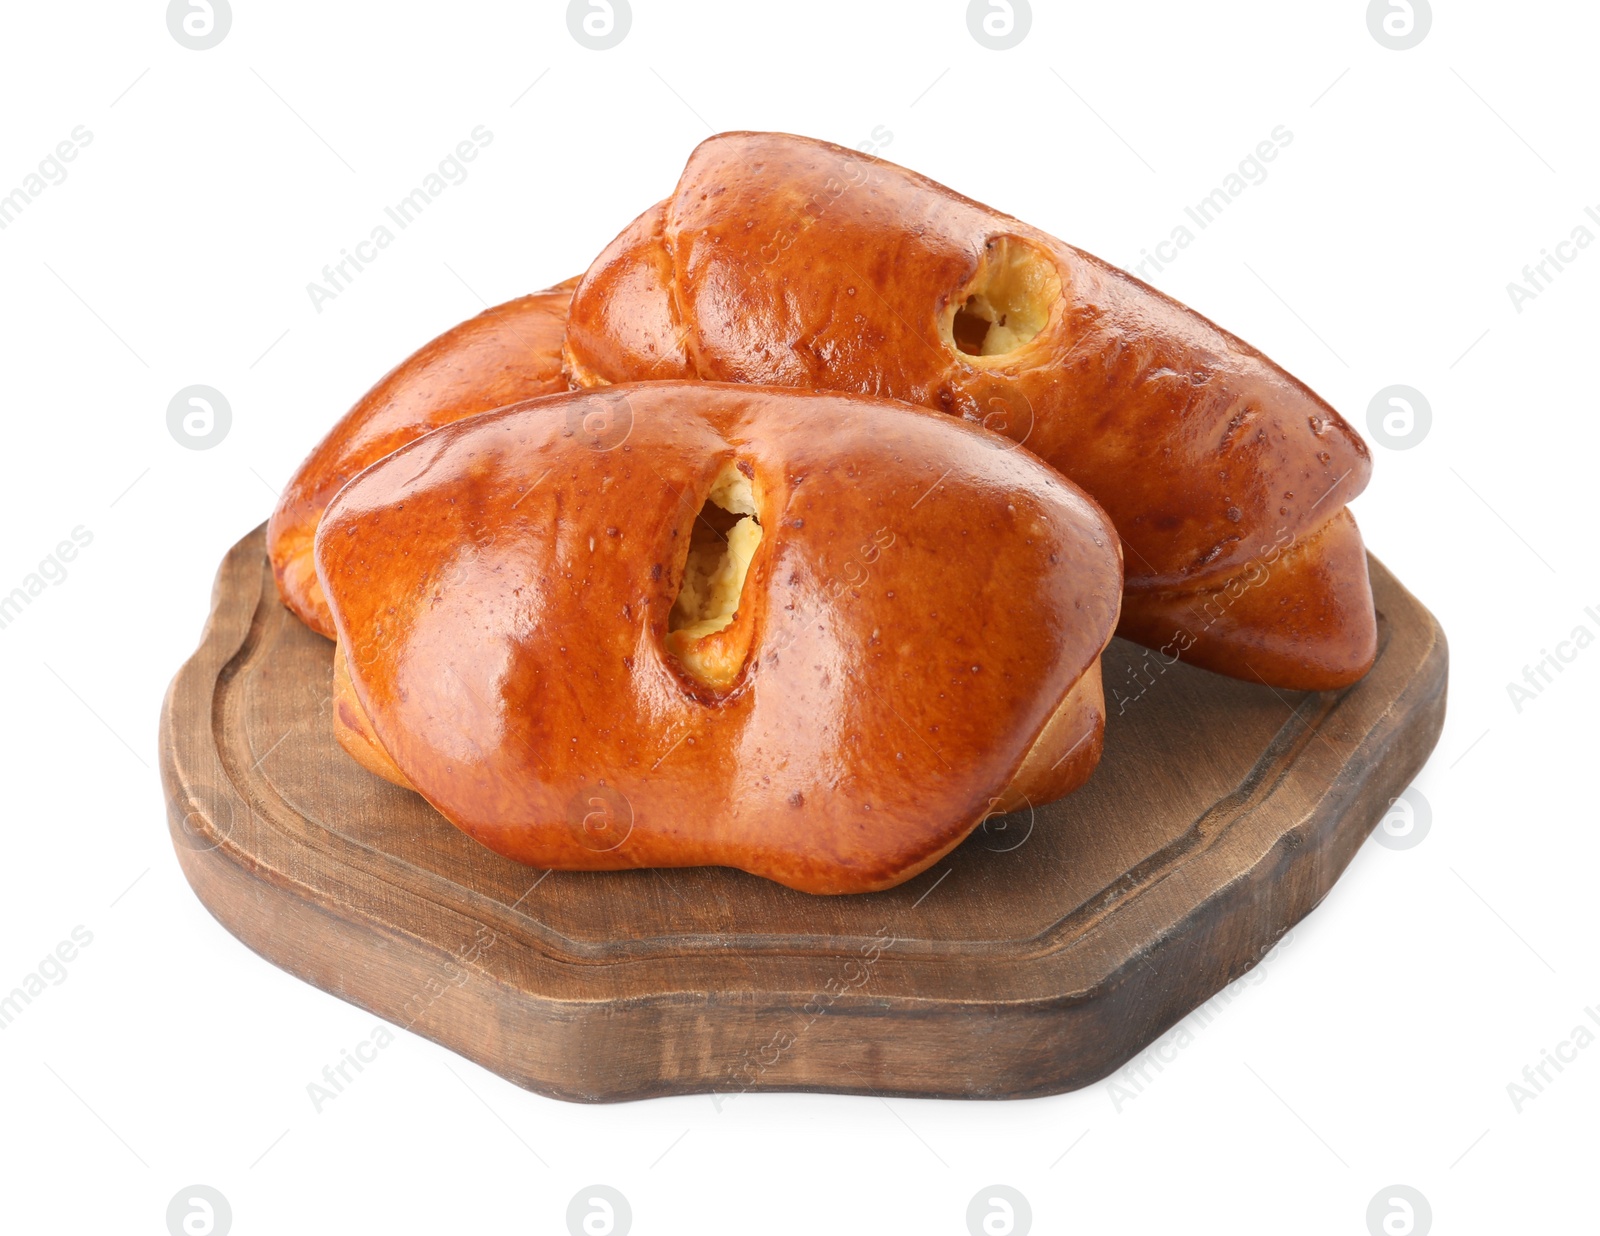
[[316, 382, 1121, 893]]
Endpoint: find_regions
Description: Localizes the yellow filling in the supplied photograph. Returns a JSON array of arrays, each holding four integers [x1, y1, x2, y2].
[[943, 236, 1062, 358], [667, 463, 763, 686]]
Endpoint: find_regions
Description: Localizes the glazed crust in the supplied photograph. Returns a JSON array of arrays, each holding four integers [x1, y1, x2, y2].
[[332, 641, 414, 789], [315, 382, 1122, 894], [268, 279, 578, 637], [331, 630, 1108, 826], [1114, 506, 1375, 691], [562, 133, 1377, 689]]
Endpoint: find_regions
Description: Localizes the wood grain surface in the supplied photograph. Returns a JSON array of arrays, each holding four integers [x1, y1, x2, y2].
[[160, 525, 1447, 1102]]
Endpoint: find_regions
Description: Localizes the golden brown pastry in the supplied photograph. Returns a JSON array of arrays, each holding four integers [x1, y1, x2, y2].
[[316, 382, 1122, 894], [268, 279, 577, 637], [563, 133, 1377, 691]]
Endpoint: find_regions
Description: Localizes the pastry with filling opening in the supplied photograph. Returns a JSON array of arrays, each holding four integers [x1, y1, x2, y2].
[[317, 382, 1123, 894]]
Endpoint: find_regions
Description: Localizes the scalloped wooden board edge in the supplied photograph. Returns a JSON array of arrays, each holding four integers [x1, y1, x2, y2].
[[160, 525, 1446, 1101]]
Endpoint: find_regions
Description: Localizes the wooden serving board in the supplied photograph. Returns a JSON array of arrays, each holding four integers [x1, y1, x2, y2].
[[161, 525, 1446, 1102]]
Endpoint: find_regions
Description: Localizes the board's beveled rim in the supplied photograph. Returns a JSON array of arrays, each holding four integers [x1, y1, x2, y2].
[[160, 525, 1447, 1101]]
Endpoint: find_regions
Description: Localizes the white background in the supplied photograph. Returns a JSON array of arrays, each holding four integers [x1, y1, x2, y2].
[[0, 1, 1594, 1233]]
